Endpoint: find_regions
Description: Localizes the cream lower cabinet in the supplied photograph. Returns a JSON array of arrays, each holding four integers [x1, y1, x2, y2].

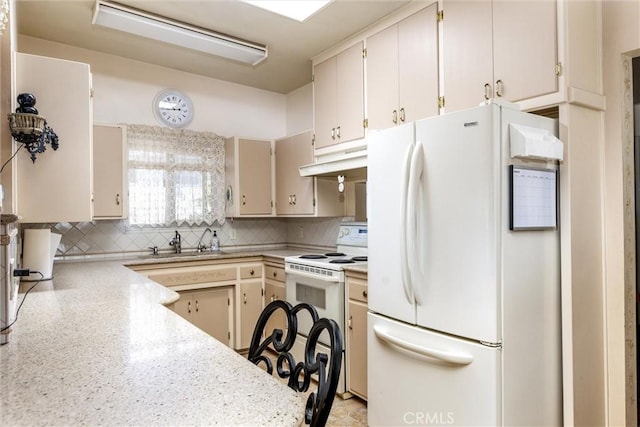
[[225, 137, 274, 217], [93, 124, 127, 219], [346, 270, 368, 400], [264, 261, 286, 336], [236, 264, 264, 350], [442, 0, 558, 113], [174, 287, 233, 346], [16, 53, 93, 222], [366, 3, 439, 130]]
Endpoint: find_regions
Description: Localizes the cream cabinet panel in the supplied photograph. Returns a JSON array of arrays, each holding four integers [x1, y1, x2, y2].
[[275, 130, 314, 215], [264, 262, 286, 337], [492, 0, 558, 102], [442, 0, 558, 112], [346, 271, 368, 400], [313, 42, 365, 149], [238, 279, 264, 350], [175, 287, 233, 347], [225, 137, 273, 217], [16, 53, 93, 222], [93, 124, 126, 219], [367, 4, 439, 130]]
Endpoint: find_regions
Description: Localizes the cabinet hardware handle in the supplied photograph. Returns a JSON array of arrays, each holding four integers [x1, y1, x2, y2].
[[331, 127, 336, 140], [116, 193, 120, 206], [243, 293, 247, 304], [348, 315, 353, 330], [292, 194, 296, 205], [363, 290, 368, 298], [336, 126, 341, 138], [250, 269, 254, 275], [484, 83, 491, 100], [241, 195, 246, 205], [495, 80, 504, 97], [188, 301, 191, 314], [270, 295, 275, 302], [399, 108, 405, 122], [195, 300, 199, 312], [273, 271, 277, 277], [392, 109, 398, 124], [289, 194, 293, 205]]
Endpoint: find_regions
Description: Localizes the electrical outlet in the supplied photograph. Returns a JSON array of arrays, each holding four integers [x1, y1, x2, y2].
[[230, 228, 236, 240], [298, 226, 304, 239]]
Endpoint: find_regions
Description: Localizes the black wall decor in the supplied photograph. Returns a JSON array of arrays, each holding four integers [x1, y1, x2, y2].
[[7, 93, 59, 163]]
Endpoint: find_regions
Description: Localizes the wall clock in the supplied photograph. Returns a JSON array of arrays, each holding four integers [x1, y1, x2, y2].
[[152, 89, 193, 128]]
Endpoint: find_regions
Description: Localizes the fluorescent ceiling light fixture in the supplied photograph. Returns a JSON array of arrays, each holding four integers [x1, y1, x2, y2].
[[243, 1, 332, 22], [92, 0, 268, 66]]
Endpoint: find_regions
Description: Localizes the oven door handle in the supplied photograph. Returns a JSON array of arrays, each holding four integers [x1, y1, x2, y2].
[[284, 267, 341, 283]]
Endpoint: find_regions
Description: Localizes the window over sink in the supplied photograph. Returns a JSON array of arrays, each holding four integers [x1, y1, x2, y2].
[[126, 124, 226, 226]]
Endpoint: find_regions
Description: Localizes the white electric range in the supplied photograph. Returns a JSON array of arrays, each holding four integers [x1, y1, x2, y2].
[[284, 222, 367, 396]]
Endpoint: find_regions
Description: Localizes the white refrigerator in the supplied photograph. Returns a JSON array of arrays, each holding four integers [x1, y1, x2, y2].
[[367, 104, 563, 426]]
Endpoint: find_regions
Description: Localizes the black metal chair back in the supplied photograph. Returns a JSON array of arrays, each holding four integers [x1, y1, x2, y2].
[[248, 300, 343, 427]]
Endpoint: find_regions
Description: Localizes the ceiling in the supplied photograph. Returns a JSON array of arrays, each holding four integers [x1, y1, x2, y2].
[[15, 0, 410, 94]]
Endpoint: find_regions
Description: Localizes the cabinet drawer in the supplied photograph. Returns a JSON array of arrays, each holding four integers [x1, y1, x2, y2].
[[149, 267, 236, 287], [240, 265, 262, 279], [265, 265, 285, 283], [348, 279, 368, 303]]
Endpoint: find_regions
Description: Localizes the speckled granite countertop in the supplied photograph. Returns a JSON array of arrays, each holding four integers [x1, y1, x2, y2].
[[0, 261, 305, 426]]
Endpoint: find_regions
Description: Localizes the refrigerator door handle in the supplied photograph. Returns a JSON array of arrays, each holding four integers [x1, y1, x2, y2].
[[406, 140, 425, 305], [400, 143, 415, 304], [373, 325, 474, 366]]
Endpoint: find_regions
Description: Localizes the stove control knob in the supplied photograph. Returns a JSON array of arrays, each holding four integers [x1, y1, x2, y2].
[[343, 228, 350, 236]]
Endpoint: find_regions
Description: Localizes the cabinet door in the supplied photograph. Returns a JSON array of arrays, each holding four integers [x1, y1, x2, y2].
[[239, 280, 264, 349], [398, 3, 439, 123], [193, 287, 232, 346], [442, 0, 493, 113], [275, 131, 314, 215], [238, 139, 272, 215], [93, 124, 126, 218], [348, 300, 368, 399], [264, 281, 286, 336], [366, 24, 399, 130], [16, 53, 93, 222], [336, 42, 365, 144], [313, 57, 337, 149], [492, 0, 558, 102], [174, 291, 194, 321]]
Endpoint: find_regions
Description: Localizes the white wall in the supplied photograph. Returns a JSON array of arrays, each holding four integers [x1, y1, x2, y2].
[[18, 35, 287, 139], [285, 83, 313, 135]]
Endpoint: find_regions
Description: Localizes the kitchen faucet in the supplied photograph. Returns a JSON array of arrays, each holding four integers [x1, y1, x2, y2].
[[197, 228, 213, 252], [169, 230, 182, 254]]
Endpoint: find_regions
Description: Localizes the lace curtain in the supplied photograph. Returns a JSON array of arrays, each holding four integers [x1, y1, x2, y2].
[[126, 125, 226, 226]]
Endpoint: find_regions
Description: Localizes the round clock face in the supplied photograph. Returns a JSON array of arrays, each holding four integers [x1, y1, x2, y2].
[[153, 89, 193, 128]]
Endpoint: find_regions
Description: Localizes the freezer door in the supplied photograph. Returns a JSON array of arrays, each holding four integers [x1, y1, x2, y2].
[[413, 105, 501, 343], [368, 123, 418, 324], [368, 312, 500, 426]]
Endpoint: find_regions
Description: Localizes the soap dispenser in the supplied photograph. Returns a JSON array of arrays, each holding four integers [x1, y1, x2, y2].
[[211, 230, 220, 252]]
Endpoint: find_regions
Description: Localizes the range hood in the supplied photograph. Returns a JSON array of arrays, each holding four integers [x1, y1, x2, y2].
[[298, 147, 367, 180]]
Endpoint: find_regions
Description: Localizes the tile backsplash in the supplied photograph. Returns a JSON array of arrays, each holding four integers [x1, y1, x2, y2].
[[22, 217, 349, 258]]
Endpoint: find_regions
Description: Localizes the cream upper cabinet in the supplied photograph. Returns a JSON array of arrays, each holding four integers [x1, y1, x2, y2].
[[93, 124, 127, 219], [313, 42, 365, 149], [275, 130, 314, 215], [442, 0, 558, 113], [15, 53, 93, 223], [366, 4, 439, 130], [225, 137, 273, 217]]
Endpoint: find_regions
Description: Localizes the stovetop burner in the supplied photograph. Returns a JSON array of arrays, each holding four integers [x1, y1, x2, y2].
[[329, 259, 356, 264], [351, 256, 368, 262], [299, 254, 327, 259], [325, 252, 346, 257]]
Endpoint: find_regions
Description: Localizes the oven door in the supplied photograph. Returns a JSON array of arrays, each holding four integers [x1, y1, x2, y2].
[[284, 265, 345, 341]]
